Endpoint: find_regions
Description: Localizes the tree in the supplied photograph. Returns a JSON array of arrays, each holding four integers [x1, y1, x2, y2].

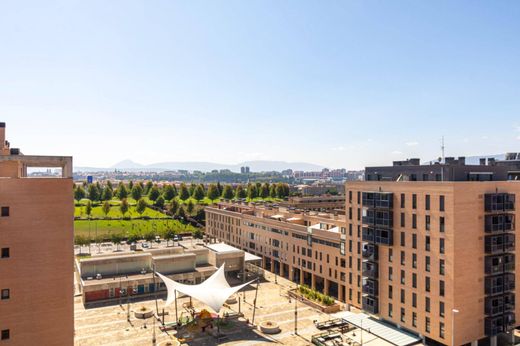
[[74, 186, 86, 201], [88, 184, 100, 202], [117, 184, 128, 200], [145, 181, 154, 195], [207, 184, 220, 201], [131, 184, 143, 201], [179, 183, 190, 201], [235, 185, 247, 199], [186, 200, 195, 214], [176, 205, 187, 220], [192, 185, 205, 202], [163, 228, 176, 247], [143, 229, 156, 248], [193, 229, 204, 239], [155, 196, 165, 209], [128, 180, 134, 190], [260, 183, 270, 199], [163, 184, 176, 200], [101, 186, 113, 201], [106, 180, 113, 189], [216, 182, 223, 196], [247, 184, 258, 200], [120, 198, 129, 217], [148, 186, 160, 201], [85, 200, 93, 219], [136, 198, 147, 217], [102, 201, 111, 218], [269, 184, 277, 198], [188, 183, 196, 196], [110, 233, 123, 251], [222, 185, 234, 199], [169, 199, 179, 215], [275, 183, 289, 198]]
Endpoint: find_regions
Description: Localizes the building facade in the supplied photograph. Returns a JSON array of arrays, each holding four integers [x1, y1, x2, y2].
[[0, 123, 74, 345]]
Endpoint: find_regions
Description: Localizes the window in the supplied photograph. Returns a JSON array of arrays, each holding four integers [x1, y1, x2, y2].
[[412, 273, 417, 288], [412, 254, 417, 269], [412, 214, 417, 229], [425, 215, 431, 231], [389, 303, 393, 317], [412, 234, 417, 249], [400, 233, 405, 247], [400, 193, 405, 208], [440, 259, 445, 275], [400, 289, 405, 303], [1, 248, 9, 258], [1, 289, 9, 300], [425, 195, 430, 210], [440, 280, 445, 296], [389, 285, 393, 299], [412, 194, 417, 209], [426, 256, 431, 272], [0, 207, 9, 217], [425, 296, 431, 312], [440, 217, 445, 232], [412, 312, 417, 327], [389, 267, 393, 281], [349, 191, 352, 203], [426, 277, 431, 292], [1, 330, 9, 340], [389, 248, 393, 262], [400, 213, 405, 227], [401, 270, 405, 284], [440, 301, 445, 317], [425, 236, 430, 251], [400, 308, 405, 322], [425, 317, 431, 333], [440, 238, 445, 254], [440, 196, 445, 212], [412, 293, 417, 308], [440, 322, 445, 339], [401, 251, 405, 265]]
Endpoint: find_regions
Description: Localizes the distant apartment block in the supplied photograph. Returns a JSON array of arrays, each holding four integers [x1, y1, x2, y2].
[[0, 123, 74, 345], [207, 156, 520, 346], [280, 195, 346, 211]]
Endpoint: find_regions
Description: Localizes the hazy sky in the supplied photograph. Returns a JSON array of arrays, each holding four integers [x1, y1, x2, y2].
[[1, 1, 519, 169]]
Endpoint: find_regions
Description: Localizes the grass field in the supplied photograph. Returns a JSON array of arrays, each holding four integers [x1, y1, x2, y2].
[[74, 219, 197, 240], [74, 205, 168, 219]]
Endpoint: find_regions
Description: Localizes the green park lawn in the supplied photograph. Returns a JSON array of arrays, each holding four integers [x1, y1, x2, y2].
[[74, 205, 168, 219], [74, 218, 197, 240]]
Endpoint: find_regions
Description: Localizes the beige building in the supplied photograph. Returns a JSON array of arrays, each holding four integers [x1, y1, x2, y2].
[[206, 179, 520, 346], [0, 123, 74, 345]]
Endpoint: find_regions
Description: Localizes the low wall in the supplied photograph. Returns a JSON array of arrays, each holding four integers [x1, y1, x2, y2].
[[288, 289, 340, 314]]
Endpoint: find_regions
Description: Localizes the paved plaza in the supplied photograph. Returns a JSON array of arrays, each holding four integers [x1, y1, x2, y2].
[[74, 271, 399, 346]]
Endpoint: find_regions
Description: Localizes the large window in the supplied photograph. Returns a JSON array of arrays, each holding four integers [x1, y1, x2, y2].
[[0, 248, 9, 258], [0, 207, 9, 217], [440, 196, 445, 212], [1, 289, 9, 300], [1, 330, 9, 340], [425, 195, 430, 210]]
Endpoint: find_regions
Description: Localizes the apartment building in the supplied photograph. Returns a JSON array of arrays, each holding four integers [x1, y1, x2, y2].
[[205, 202, 351, 303], [0, 123, 74, 345]]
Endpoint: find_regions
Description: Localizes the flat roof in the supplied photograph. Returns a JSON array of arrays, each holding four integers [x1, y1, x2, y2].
[[206, 243, 243, 253], [333, 312, 421, 346]]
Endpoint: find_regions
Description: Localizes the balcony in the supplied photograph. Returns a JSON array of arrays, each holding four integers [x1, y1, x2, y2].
[[362, 261, 378, 279], [374, 228, 393, 246], [362, 279, 379, 296], [485, 274, 515, 295], [485, 214, 515, 233], [362, 243, 378, 261], [504, 312, 516, 329], [504, 254, 515, 272], [362, 210, 393, 228], [362, 192, 393, 209], [485, 193, 515, 213], [485, 296, 504, 316], [485, 316, 505, 336], [362, 296, 379, 314], [362, 227, 375, 242], [485, 234, 515, 254], [485, 255, 504, 275], [503, 292, 515, 312]]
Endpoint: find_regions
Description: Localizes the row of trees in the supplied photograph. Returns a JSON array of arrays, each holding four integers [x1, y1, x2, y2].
[[74, 181, 291, 203]]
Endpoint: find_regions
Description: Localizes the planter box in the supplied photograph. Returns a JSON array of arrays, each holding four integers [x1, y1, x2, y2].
[[288, 289, 341, 314]]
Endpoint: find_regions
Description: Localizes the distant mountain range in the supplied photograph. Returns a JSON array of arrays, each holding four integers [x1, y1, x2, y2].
[[74, 160, 326, 173]]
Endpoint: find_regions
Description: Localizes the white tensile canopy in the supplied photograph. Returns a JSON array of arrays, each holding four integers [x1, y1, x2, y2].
[[156, 264, 255, 312]]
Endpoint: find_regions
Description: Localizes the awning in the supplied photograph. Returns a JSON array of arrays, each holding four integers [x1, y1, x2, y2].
[[156, 264, 255, 312], [332, 312, 421, 346], [270, 214, 284, 219], [244, 252, 262, 262]]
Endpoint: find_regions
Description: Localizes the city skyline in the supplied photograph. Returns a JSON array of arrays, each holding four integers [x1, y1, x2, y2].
[[1, 1, 520, 169]]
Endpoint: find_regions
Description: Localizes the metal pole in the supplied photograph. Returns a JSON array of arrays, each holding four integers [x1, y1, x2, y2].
[[361, 318, 363, 346], [152, 316, 156, 345], [175, 290, 179, 324], [452, 309, 459, 346], [153, 264, 159, 317], [251, 279, 260, 325]]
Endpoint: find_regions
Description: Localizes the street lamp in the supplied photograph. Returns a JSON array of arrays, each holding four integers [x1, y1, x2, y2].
[[452, 309, 459, 346]]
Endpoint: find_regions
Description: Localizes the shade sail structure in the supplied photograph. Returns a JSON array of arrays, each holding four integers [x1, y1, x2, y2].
[[156, 264, 255, 312]]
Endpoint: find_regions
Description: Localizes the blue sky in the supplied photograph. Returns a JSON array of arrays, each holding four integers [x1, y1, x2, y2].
[[1, 1, 519, 169]]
